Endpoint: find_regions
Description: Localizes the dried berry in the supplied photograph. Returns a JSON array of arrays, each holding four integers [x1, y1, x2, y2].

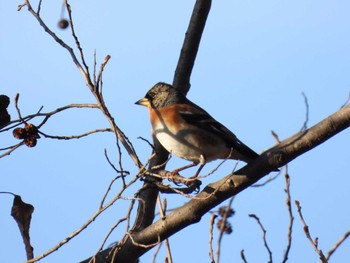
[[216, 219, 233, 234], [0, 95, 10, 109], [0, 109, 10, 126], [13, 128, 26, 139], [24, 137, 37, 147], [218, 206, 235, 218], [25, 123, 39, 137], [58, 19, 69, 29]]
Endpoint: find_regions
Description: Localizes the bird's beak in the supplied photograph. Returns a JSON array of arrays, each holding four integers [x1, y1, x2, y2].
[[135, 97, 150, 107]]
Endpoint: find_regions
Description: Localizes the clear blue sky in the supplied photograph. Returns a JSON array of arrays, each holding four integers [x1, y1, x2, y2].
[[1, 1, 350, 262]]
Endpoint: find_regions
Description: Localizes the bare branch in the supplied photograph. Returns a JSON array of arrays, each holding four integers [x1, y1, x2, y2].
[[249, 214, 273, 263], [25, 175, 139, 263], [295, 200, 328, 263], [156, 196, 173, 263], [20, 1, 141, 170], [209, 214, 217, 263], [152, 242, 163, 263], [93, 195, 140, 257], [300, 92, 309, 131], [215, 197, 234, 263], [251, 172, 280, 187], [21, 0, 89, 85], [282, 169, 294, 263], [340, 91, 350, 109], [96, 55, 111, 93], [325, 230, 350, 260], [39, 128, 112, 140], [271, 132, 294, 263], [14, 93, 24, 122], [0, 142, 23, 158], [36, 104, 99, 128], [64, 0, 94, 89], [240, 250, 248, 263]]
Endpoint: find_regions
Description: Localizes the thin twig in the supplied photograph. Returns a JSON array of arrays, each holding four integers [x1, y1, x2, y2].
[[209, 214, 217, 263], [282, 169, 294, 263], [37, 0, 43, 14], [325, 230, 350, 260], [215, 196, 234, 263], [94, 195, 140, 255], [64, 0, 93, 89], [156, 196, 173, 263], [21, 0, 88, 83], [0, 142, 24, 158], [25, 175, 139, 263], [240, 249, 248, 263], [14, 93, 25, 123], [300, 92, 309, 131], [271, 131, 294, 263], [126, 232, 161, 249], [152, 242, 163, 263], [340, 91, 350, 109], [195, 150, 235, 180], [99, 175, 120, 210], [125, 189, 143, 233], [39, 128, 112, 140], [95, 217, 127, 253], [104, 149, 129, 189], [96, 55, 111, 93], [22, 0, 142, 170], [37, 103, 99, 128], [249, 214, 273, 263], [137, 136, 155, 152], [251, 172, 280, 187], [164, 232, 172, 262], [93, 50, 97, 87], [294, 200, 328, 263]]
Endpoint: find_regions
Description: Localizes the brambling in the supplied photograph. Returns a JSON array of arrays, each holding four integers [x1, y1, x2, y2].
[[135, 82, 260, 178]]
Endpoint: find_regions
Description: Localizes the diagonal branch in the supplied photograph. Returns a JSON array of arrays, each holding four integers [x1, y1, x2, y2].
[[325, 230, 350, 260], [96, 104, 350, 262]]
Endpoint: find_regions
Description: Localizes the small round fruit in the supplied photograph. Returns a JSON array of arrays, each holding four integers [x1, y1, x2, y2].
[[58, 19, 69, 29], [13, 128, 26, 139]]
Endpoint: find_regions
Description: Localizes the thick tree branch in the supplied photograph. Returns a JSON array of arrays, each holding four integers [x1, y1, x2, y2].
[[97, 104, 350, 262], [128, 0, 212, 243], [173, 0, 212, 94]]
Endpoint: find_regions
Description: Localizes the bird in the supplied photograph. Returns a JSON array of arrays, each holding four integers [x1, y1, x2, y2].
[[135, 82, 260, 178]]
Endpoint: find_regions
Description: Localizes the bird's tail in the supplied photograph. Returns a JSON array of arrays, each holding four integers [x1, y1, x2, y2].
[[231, 139, 259, 163], [232, 139, 280, 172]]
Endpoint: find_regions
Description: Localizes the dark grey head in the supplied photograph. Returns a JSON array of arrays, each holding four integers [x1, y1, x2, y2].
[[135, 82, 186, 109]]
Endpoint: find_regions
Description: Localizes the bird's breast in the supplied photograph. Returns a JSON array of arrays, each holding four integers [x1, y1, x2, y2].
[[148, 107, 231, 164]]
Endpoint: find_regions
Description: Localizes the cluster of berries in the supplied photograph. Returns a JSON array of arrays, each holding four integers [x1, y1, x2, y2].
[[13, 123, 40, 147], [216, 206, 235, 234]]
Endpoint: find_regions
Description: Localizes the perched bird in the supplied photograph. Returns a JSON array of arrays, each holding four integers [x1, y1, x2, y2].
[[135, 82, 260, 178]]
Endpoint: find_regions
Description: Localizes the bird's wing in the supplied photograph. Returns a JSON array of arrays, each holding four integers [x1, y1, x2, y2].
[[178, 103, 259, 161], [178, 103, 238, 143]]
